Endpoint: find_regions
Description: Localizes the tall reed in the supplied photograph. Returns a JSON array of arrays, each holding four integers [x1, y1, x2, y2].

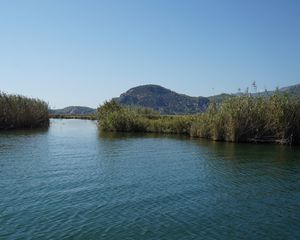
[[97, 94, 300, 145], [0, 92, 49, 129]]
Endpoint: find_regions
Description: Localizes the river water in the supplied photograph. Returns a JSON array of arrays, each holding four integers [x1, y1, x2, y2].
[[0, 119, 299, 240]]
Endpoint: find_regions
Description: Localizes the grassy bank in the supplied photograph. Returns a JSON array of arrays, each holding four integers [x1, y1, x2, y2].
[[0, 92, 49, 129], [97, 94, 300, 145], [49, 114, 96, 120]]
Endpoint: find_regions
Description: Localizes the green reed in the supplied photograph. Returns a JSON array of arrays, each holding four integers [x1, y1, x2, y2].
[[0, 92, 49, 129]]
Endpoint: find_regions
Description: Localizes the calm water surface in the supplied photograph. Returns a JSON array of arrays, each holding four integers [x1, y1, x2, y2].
[[0, 119, 300, 240]]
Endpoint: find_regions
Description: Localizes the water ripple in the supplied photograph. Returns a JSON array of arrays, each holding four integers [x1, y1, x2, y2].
[[0, 119, 300, 240]]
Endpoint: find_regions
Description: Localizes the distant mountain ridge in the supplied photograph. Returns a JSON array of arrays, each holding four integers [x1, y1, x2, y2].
[[278, 83, 300, 97], [50, 83, 300, 116], [49, 106, 96, 115], [249, 83, 300, 98], [115, 83, 300, 114]]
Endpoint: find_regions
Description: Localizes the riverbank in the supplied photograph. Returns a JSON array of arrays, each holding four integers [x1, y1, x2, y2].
[[0, 92, 49, 130], [49, 114, 96, 120], [97, 94, 300, 145]]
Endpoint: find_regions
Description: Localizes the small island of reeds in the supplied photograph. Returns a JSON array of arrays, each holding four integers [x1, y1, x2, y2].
[[0, 92, 49, 130], [97, 93, 300, 145]]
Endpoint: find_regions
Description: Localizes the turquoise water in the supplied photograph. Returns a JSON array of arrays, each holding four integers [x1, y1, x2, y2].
[[0, 119, 300, 240]]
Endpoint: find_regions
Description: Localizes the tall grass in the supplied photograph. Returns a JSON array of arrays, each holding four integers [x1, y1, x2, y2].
[[96, 100, 194, 134], [0, 92, 49, 129], [191, 94, 300, 144], [97, 94, 300, 145]]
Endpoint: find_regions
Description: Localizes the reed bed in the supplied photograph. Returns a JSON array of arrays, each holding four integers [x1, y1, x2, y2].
[[97, 94, 300, 145], [0, 92, 49, 129]]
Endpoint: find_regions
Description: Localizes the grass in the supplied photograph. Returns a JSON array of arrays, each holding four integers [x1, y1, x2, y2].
[[97, 93, 300, 145]]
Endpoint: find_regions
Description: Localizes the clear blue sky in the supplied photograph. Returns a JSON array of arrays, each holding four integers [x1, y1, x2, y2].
[[0, 0, 299, 108]]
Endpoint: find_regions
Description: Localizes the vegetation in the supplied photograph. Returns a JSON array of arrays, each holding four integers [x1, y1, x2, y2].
[[190, 94, 300, 144], [112, 83, 300, 115], [97, 100, 194, 134], [0, 92, 49, 129], [97, 94, 300, 145], [49, 114, 96, 120]]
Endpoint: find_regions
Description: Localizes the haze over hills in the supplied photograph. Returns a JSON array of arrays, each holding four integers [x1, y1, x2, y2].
[[49, 106, 96, 115], [276, 83, 300, 97], [50, 83, 299, 115], [246, 83, 300, 99]]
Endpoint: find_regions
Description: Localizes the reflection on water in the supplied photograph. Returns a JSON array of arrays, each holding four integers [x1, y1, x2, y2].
[[0, 119, 299, 240], [0, 127, 49, 155], [98, 130, 191, 140]]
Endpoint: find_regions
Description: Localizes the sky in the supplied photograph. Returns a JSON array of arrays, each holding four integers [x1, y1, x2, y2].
[[0, 0, 299, 108]]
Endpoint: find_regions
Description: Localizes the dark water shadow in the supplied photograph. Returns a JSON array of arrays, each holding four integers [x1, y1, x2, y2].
[[98, 130, 190, 141], [98, 130, 300, 164], [0, 127, 49, 154], [0, 127, 49, 137], [192, 137, 300, 165]]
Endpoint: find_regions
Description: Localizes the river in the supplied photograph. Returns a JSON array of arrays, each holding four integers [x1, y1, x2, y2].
[[0, 119, 299, 239]]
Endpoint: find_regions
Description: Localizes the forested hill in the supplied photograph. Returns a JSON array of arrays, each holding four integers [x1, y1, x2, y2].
[[253, 83, 300, 98], [49, 83, 300, 116], [49, 106, 96, 115], [277, 83, 300, 97], [114, 83, 300, 115], [114, 85, 210, 115]]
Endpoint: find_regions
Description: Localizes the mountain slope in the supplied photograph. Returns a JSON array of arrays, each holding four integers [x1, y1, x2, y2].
[[114, 83, 300, 115], [49, 106, 96, 115], [279, 83, 300, 97], [115, 85, 209, 114], [249, 83, 300, 98], [49, 83, 300, 116]]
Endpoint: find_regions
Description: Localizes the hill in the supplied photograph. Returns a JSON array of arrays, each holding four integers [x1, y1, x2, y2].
[[115, 85, 209, 115], [279, 83, 300, 97], [49, 106, 96, 115], [248, 83, 300, 98], [49, 83, 300, 116], [114, 83, 299, 115]]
